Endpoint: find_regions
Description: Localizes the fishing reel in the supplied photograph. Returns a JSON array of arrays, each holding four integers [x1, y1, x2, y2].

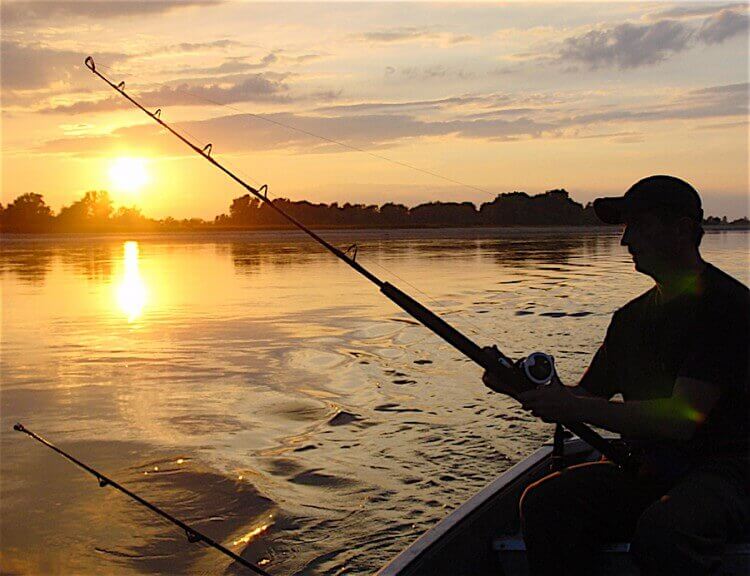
[[518, 351, 556, 387], [487, 346, 556, 394]]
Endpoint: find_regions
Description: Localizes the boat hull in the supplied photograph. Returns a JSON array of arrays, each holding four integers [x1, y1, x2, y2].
[[378, 439, 749, 575]]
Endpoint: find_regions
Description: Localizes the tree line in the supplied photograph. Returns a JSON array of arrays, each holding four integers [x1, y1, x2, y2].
[[1, 189, 747, 233]]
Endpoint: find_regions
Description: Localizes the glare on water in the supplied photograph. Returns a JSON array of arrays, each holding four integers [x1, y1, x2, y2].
[[116, 241, 147, 323]]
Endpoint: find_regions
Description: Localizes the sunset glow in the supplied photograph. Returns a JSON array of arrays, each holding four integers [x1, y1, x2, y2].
[[1, 3, 747, 219], [108, 157, 149, 195]]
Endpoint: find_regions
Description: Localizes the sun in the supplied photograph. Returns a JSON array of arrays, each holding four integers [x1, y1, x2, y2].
[[109, 157, 149, 194]]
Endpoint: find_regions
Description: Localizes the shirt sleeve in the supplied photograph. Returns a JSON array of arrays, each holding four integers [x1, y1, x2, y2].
[[578, 319, 621, 399]]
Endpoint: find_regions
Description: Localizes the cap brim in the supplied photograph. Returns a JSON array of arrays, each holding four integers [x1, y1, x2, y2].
[[593, 197, 627, 225]]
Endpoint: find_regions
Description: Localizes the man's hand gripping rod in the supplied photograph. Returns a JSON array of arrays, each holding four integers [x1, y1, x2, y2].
[[83, 57, 633, 471]]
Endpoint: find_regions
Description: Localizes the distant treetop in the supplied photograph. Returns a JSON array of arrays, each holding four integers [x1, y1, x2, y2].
[[1, 189, 747, 233]]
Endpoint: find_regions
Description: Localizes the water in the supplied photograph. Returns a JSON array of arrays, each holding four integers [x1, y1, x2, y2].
[[1, 227, 747, 575]]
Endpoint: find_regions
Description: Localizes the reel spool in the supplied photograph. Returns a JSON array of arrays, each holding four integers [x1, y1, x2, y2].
[[518, 352, 555, 387]]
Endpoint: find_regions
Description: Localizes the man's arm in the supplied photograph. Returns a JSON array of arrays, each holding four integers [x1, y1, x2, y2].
[[569, 385, 598, 399], [520, 377, 722, 441]]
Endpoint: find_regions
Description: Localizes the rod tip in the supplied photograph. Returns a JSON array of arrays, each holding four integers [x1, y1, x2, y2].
[[84, 56, 95, 71], [13, 423, 24, 432]]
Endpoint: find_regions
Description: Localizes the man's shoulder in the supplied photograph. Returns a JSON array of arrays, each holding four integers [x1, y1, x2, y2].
[[702, 263, 749, 303], [699, 265, 750, 332], [610, 264, 748, 326], [612, 287, 656, 322]]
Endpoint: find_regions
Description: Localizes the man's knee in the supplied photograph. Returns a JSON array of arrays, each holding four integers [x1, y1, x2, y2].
[[631, 498, 718, 575], [631, 500, 678, 565], [519, 473, 564, 533]]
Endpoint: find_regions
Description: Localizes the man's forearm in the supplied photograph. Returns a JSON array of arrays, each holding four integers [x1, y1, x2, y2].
[[574, 395, 700, 440]]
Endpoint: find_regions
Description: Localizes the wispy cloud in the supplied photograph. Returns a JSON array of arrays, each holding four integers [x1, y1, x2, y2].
[[354, 27, 475, 45], [158, 39, 241, 54], [648, 3, 745, 21], [36, 109, 554, 158], [144, 72, 291, 106], [314, 94, 489, 115], [385, 65, 475, 81], [35, 81, 748, 158], [1, 0, 222, 26], [0, 41, 128, 90], [39, 72, 293, 114], [170, 53, 278, 77], [566, 83, 748, 125]]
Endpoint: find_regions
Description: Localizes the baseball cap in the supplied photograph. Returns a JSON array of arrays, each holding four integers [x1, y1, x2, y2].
[[593, 175, 703, 225]]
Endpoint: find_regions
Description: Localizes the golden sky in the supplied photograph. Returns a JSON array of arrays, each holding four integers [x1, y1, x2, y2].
[[1, 1, 748, 219]]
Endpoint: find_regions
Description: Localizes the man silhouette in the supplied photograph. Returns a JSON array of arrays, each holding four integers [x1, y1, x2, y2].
[[483, 176, 749, 575]]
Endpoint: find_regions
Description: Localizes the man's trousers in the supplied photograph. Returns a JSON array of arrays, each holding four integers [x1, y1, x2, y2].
[[519, 460, 749, 575]]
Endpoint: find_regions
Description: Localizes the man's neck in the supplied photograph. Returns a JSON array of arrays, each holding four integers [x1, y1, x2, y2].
[[654, 256, 707, 301]]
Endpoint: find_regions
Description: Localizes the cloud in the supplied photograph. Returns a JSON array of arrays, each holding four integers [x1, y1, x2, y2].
[[697, 8, 750, 44], [33, 81, 749, 157], [649, 3, 745, 21], [1, 0, 222, 26], [554, 6, 748, 71], [558, 20, 694, 70], [386, 65, 475, 81], [449, 34, 475, 45], [355, 27, 475, 45], [687, 82, 749, 115], [567, 83, 749, 125], [1, 38, 262, 100], [146, 74, 291, 105], [36, 108, 553, 158], [314, 94, 488, 115], [38, 97, 129, 115], [39, 73, 292, 114], [290, 53, 324, 65], [171, 53, 278, 77], [458, 107, 540, 122], [696, 120, 749, 131], [0, 41, 128, 90], [161, 39, 241, 54]]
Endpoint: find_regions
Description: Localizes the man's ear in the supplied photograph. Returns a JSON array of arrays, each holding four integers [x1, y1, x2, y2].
[[675, 217, 696, 244]]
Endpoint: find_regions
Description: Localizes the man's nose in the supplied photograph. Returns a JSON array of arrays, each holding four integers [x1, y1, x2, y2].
[[620, 225, 630, 246]]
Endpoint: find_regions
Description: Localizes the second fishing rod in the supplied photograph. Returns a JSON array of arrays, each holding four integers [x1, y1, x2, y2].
[[83, 56, 632, 470]]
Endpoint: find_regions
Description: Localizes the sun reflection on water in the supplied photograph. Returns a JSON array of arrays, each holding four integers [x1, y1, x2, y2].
[[232, 514, 274, 546], [116, 241, 147, 322]]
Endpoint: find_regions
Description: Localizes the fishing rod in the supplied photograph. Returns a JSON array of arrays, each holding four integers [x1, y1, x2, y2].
[[13, 423, 272, 575], [83, 56, 632, 470]]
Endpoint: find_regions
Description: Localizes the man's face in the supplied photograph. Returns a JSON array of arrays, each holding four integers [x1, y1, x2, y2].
[[620, 212, 681, 277]]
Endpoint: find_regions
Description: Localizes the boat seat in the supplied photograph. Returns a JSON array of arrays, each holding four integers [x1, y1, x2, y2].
[[493, 535, 750, 575]]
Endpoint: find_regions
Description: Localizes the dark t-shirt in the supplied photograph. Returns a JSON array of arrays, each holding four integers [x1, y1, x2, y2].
[[579, 263, 749, 476]]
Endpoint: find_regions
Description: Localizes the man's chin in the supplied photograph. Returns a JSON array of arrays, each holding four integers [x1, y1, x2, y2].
[[631, 255, 646, 273], [632, 256, 656, 277]]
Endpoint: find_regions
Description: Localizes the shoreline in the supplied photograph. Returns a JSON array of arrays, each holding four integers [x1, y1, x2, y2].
[[1, 223, 748, 240]]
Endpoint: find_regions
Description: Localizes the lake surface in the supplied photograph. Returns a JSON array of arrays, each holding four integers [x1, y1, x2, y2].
[[1, 227, 747, 575]]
